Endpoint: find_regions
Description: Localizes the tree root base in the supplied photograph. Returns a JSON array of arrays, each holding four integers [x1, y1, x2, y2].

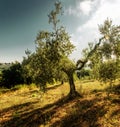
[[67, 91, 83, 100]]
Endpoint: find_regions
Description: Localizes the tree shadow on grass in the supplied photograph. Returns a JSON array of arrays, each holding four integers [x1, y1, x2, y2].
[[0, 101, 39, 126], [111, 108, 120, 117], [105, 83, 120, 95], [0, 101, 38, 113], [112, 83, 120, 95], [91, 83, 120, 98], [50, 98, 107, 127], [0, 94, 79, 127], [0, 93, 108, 127]]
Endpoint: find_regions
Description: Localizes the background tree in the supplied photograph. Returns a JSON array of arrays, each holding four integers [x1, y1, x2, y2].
[[99, 19, 120, 86], [99, 19, 120, 59], [1, 62, 24, 88], [88, 19, 120, 88], [99, 60, 119, 86], [81, 42, 102, 80], [76, 68, 90, 79], [22, 51, 33, 85]]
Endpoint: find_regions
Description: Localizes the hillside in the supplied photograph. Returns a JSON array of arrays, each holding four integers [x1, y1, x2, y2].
[[0, 80, 120, 127]]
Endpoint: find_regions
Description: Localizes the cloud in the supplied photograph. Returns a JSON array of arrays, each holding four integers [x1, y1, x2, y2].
[[79, 0, 93, 15], [65, 5, 77, 16], [65, 0, 99, 17], [69, 0, 120, 60], [77, 0, 120, 38]]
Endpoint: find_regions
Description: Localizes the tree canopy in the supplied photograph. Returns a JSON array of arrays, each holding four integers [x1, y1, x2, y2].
[[22, 2, 75, 92], [87, 19, 120, 84]]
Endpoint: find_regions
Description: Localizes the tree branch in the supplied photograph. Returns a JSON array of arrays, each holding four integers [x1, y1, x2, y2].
[[76, 37, 104, 70]]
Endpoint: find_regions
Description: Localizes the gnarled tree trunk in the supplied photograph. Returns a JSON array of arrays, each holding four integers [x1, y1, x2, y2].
[[68, 72, 76, 95], [64, 70, 81, 98]]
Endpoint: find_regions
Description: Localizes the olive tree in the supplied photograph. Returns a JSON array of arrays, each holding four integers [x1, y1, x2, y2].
[[89, 19, 120, 88], [23, 2, 75, 92], [99, 61, 119, 85], [100, 20, 119, 68], [24, 2, 106, 97]]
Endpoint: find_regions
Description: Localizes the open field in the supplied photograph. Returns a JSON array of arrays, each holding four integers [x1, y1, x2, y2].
[[0, 80, 120, 127]]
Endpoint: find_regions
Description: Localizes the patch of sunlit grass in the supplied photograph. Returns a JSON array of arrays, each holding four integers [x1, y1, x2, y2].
[[76, 80, 110, 95]]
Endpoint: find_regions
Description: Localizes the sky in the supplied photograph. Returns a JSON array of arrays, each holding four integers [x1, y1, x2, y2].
[[0, 0, 120, 63]]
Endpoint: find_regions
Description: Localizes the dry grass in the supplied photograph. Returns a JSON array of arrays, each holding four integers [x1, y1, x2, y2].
[[0, 80, 120, 127]]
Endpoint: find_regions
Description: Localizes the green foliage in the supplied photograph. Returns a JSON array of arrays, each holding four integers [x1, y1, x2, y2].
[[88, 19, 120, 82], [82, 42, 102, 79], [60, 57, 76, 72], [23, 2, 75, 91], [22, 54, 35, 84], [0, 63, 11, 71], [98, 19, 120, 84], [99, 60, 119, 83], [99, 18, 120, 59], [0, 62, 24, 88], [89, 50, 102, 79], [76, 69, 90, 79]]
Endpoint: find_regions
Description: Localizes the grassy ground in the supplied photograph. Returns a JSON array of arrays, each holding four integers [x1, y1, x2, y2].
[[0, 80, 120, 127]]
